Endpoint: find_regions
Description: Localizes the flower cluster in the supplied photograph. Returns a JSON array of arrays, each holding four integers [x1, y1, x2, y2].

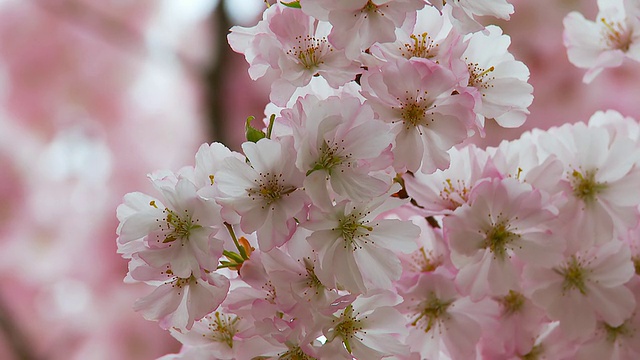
[[117, 1, 640, 359]]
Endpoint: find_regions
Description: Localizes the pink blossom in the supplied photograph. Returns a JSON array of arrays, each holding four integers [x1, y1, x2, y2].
[[431, 0, 515, 34], [216, 138, 308, 251], [300, 0, 426, 60], [361, 57, 476, 173], [459, 25, 533, 129], [534, 121, 640, 253], [322, 290, 409, 359], [564, 0, 640, 83], [281, 93, 394, 204], [525, 240, 636, 340], [129, 258, 230, 330], [117, 175, 224, 278], [228, 4, 362, 106], [445, 177, 563, 300], [397, 272, 499, 360], [369, 5, 466, 71], [304, 188, 420, 293], [403, 144, 495, 215]]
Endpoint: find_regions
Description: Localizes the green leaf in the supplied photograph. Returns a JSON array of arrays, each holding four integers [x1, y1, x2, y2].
[[245, 116, 266, 143], [280, 1, 301, 8]]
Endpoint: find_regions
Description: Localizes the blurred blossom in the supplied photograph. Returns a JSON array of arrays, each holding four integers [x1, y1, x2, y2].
[[0, 0, 220, 359]]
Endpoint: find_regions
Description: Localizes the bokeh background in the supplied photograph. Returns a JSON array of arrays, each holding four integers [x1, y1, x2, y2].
[[1, 0, 639, 359]]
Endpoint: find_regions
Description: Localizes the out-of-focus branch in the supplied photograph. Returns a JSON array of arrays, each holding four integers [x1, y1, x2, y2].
[[0, 295, 39, 360], [203, 0, 232, 143]]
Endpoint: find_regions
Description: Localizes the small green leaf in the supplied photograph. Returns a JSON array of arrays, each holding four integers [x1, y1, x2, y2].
[[245, 116, 266, 143], [280, 1, 301, 8]]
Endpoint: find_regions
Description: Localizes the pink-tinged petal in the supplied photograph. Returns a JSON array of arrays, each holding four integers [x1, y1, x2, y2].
[[330, 239, 365, 293], [548, 291, 597, 339], [134, 283, 183, 325], [118, 211, 161, 243], [441, 312, 482, 360], [587, 285, 635, 327], [354, 245, 401, 290], [455, 251, 492, 300], [186, 275, 230, 329], [366, 219, 420, 253]]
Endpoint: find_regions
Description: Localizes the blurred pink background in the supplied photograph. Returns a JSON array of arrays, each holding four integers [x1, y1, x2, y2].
[[1, 0, 639, 359]]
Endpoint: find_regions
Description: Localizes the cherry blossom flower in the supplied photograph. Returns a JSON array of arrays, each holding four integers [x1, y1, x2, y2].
[[228, 4, 361, 106], [128, 257, 230, 330], [525, 240, 636, 340], [321, 290, 409, 359], [534, 121, 640, 253], [304, 188, 420, 294], [573, 277, 640, 360], [396, 272, 499, 360], [445, 177, 563, 300], [430, 0, 515, 34], [117, 174, 224, 278], [160, 311, 278, 360], [564, 0, 640, 83], [361, 56, 476, 173], [369, 5, 466, 70], [281, 93, 394, 204], [459, 25, 533, 129], [300, 0, 426, 60], [479, 291, 548, 358], [216, 138, 308, 251], [403, 144, 495, 216]]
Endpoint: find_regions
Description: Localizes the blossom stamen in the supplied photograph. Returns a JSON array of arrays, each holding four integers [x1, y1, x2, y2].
[[570, 169, 606, 203], [499, 290, 525, 316], [411, 293, 452, 333], [402, 32, 438, 59], [556, 256, 589, 295], [287, 35, 332, 70], [207, 312, 240, 349], [600, 18, 632, 51]]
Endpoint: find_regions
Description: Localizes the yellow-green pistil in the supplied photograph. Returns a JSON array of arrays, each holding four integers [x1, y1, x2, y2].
[[337, 212, 373, 250], [499, 290, 526, 316], [570, 169, 606, 204], [555, 257, 589, 295], [208, 312, 240, 349], [333, 305, 364, 354], [603, 321, 632, 343], [411, 293, 452, 333], [484, 221, 519, 260]]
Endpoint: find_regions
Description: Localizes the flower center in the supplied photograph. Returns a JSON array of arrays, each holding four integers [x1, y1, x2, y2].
[[303, 258, 324, 294], [151, 201, 201, 244], [411, 247, 441, 272], [499, 290, 525, 316], [467, 61, 495, 90], [411, 293, 452, 333], [555, 256, 589, 295], [603, 321, 633, 343], [484, 221, 519, 260], [307, 141, 347, 176], [439, 178, 471, 209], [402, 32, 438, 59], [362, 0, 378, 14], [521, 345, 544, 360], [570, 169, 606, 204], [337, 212, 373, 250], [207, 312, 240, 349], [332, 305, 364, 354], [601, 18, 632, 52], [287, 35, 331, 70], [278, 345, 317, 360], [248, 172, 297, 206]]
